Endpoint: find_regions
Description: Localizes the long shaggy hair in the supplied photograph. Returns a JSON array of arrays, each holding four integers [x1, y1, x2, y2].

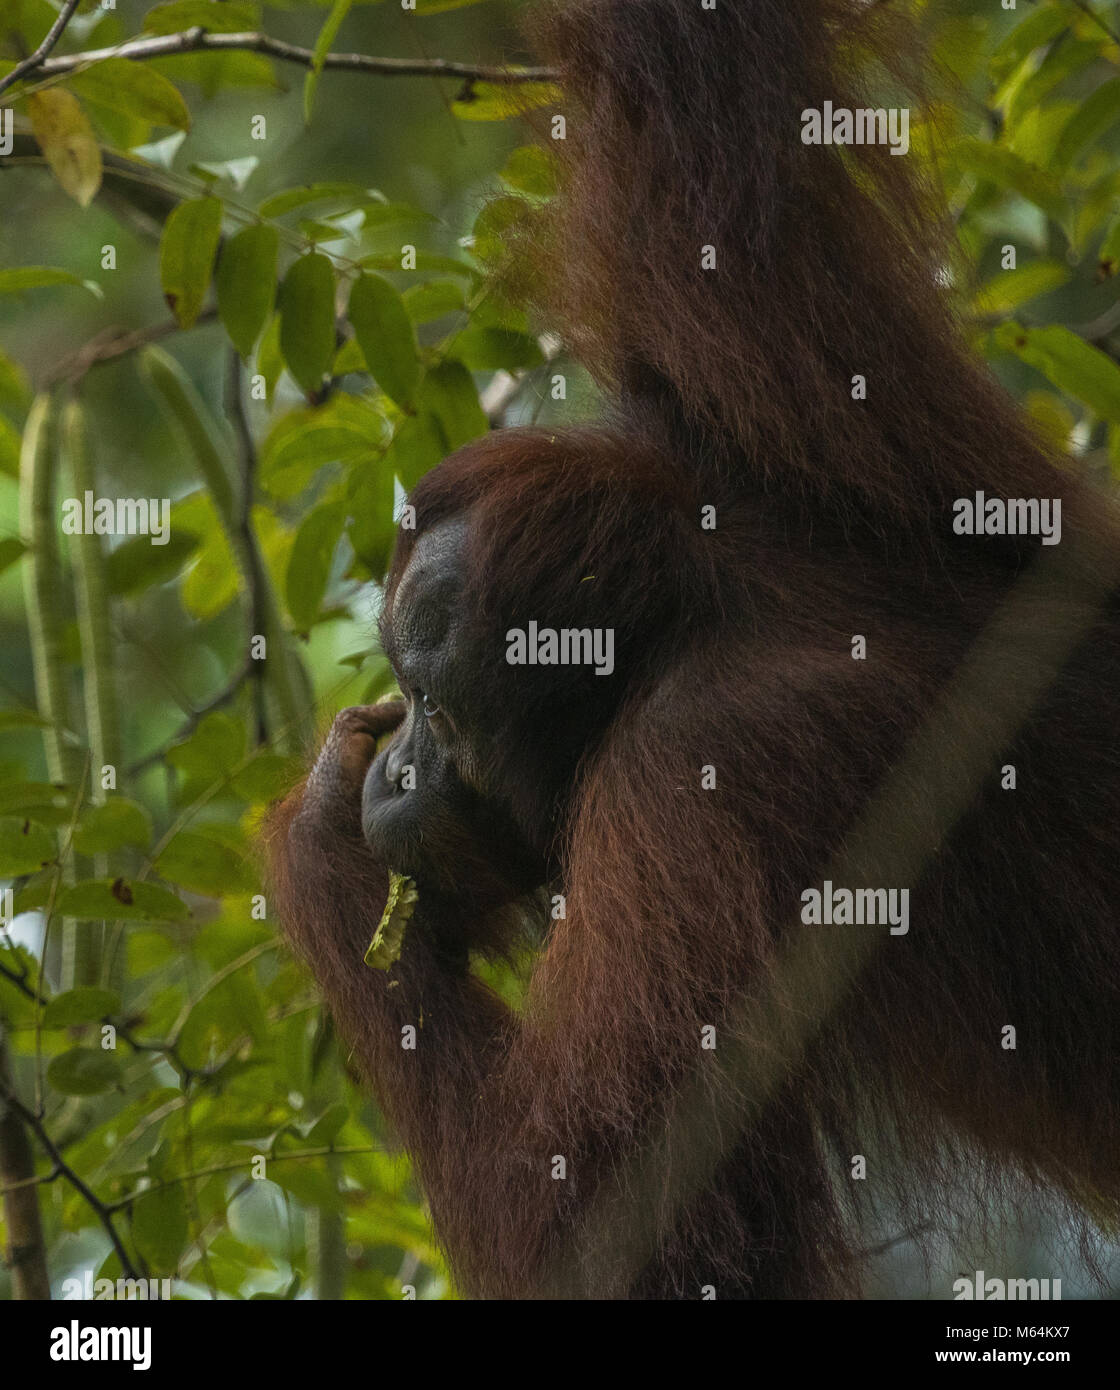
[[268, 0, 1120, 1298]]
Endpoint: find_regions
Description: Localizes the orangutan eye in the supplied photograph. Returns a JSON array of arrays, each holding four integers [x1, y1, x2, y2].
[[420, 692, 441, 719]]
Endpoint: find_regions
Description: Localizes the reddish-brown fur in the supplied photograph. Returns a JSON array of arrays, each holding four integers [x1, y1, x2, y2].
[[268, 0, 1120, 1298]]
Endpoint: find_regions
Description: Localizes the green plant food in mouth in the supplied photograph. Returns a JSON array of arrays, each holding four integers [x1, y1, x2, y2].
[[364, 871, 418, 971]]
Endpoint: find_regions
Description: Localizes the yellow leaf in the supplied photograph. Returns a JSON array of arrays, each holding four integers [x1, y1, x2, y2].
[[28, 90, 102, 208]]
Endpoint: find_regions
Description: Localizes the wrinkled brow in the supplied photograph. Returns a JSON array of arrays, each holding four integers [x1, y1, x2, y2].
[[376, 607, 395, 661]]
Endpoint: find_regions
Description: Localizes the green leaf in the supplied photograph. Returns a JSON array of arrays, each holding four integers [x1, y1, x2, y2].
[[951, 139, 1064, 224], [0, 783, 69, 825], [181, 518, 240, 619], [0, 711, 50, 731], [160, 197, 223, 329], [157, 829, 256, 896], [28, 89, 102, 207], [304, 0, 353, 123], [360, 251, 475, 280], [1024, 390, 1075, 452], [452, 81, 561, 122], [402, 279, 465, 324], [48, 1046, 121, 1096], [973, 261, 1070, 316], [167, 712, 247, 787], [0, 267, 92, 295], [418, 361, 488, 451], [257, 182, 374, 218], [469, 195, 533, 266], [106, 530, 199, 596], [1055, 78, 1120, 172], [229, 754, 303, 803], [1101, 216, 1120, 277], [992, 322, 1120, 425], [1007, 38, 1101, 129], [1005, 101, 1076, 171], [348, 273, 420, 408], [55, 879, 190, 923], [500, 144, 558, 197], [361, 201, 438, 231], [0, 535, 26, 572], [0, 817, 56, 876], [73, 800, 153, 856], [279, 252, 337, 395], [451, 326, 544, 372], [256, 312, 284, 401], [269, 1161, 344, 1214], [132, 1186, 189, 1273], [153, 49, 279, 99], [69, 58, 191, 131], [384, 412, 445, 489], [259, 394, 387, 500], [307, 1103, 348, 1146], [43, 987, 121, 1029], [217, 223, 279, 358], [143, 2, 260, 34], [0, 415, 20, 479], [989, 5, 1066, 83], [1071, 170, 1120, 255], [286, 500, 346, 630], [332, 337, 366, 375], [0, 348, 31, 409], [347, 466, 397, 577]]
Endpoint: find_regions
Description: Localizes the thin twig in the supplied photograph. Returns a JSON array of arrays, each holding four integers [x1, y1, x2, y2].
[[1068, 0, 1120, 50], [127, 656, 251, 777], [107, 1145, 380, 1213], [166, 941, 276, 1049], [0, 958, 202, 1080], [0, 1070, 139, 1279], [0, 1164, 61, 1196], [34, 28, 556, 87], [45, 311, 218, 390], [0, 0, 82, 98], [0, 960, 46, 1008]]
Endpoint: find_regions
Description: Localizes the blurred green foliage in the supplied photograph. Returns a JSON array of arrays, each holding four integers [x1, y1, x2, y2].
[[1, 0, 1120, 1301]]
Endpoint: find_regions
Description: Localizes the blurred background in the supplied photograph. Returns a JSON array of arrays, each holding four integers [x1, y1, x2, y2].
[[0, 0, 1118, 1300]]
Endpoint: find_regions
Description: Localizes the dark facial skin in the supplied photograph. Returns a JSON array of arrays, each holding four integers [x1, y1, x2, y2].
[[360, 520, 548, 910]]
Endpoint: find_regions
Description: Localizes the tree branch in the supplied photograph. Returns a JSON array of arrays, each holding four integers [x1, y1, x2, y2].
[[126, 652, 251, 778], [44, 311, 218, 391], [34, 28, 556, 87], [0, 0, 82, 99], [0, 1032, 51, 1299], [0, 1067, 139, 1280]]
